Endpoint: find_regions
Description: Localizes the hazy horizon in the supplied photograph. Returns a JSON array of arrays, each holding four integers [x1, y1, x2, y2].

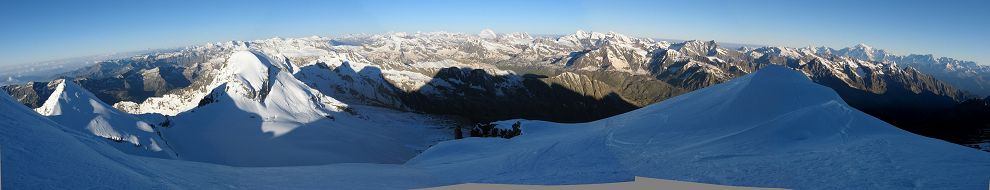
[[2, 0, 988, 66]]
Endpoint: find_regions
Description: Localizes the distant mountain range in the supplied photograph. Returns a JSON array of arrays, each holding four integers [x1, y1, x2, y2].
[[0, 49, 172, 86], [817, 43, 990, 96], [4, 30, 989, 148]]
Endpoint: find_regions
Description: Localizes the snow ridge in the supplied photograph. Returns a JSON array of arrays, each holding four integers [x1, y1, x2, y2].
[[159, 50, 450, 167], [33, 79, 175, 158]]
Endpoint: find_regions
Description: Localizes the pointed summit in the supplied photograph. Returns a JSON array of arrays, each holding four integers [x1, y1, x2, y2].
[[33, 79, 176, 158], [574, 29, 589, 37], [162, 50, 446, 167], [854, 43, 872, 50], [840, 43, 892, 62]]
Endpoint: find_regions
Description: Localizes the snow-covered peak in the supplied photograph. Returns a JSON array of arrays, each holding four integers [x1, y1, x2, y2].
[[753, 46, 804, 58], [501, 32, 532, 40], [604, 31, 634, 43], [558, 30, 609, 46], [208, 50, 302, 102], [0, 85, 185, 188], [226, 51, 274, 93], [574, 30, 589, 37], [669, 40, 721, 56], [164, 50, 397, 166], [32, 79, 175, 158], [34, 79, 71, 116], [840, 43, 893, 62], [813, 46, 834, 55], [854, 43, 872, 50]]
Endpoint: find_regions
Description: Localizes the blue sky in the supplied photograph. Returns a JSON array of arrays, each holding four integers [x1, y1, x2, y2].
[[1, 0, 988, 66]]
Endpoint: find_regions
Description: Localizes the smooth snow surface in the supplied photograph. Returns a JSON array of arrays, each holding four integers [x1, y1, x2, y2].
[[424, 176, 783, 190]]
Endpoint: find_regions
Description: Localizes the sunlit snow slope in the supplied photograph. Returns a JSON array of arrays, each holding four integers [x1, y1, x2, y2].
[[33, 79, 175, 158], [408, 66, 990, 189], [0, 89, 178, 188]]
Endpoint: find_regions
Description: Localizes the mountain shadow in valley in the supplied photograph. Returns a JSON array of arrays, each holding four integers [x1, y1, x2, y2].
[[859, 96, 990, 147], [71, 60, 195, 104], [794, 61, 984, 145], [383, 67, 640, 123]]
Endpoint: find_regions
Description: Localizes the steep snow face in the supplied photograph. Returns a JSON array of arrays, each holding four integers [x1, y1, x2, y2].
[[407, 66, 990, 189], [199, 50, 346, 135], [221, 51, 276, 99], [162, 51, 450, 167], [32, 79, 175, 158]]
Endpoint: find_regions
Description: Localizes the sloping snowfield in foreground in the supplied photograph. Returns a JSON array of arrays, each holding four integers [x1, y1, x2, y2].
[[423, 176, 784, 190], [407, 66, 990, 189], [1, 66, 988, 189]]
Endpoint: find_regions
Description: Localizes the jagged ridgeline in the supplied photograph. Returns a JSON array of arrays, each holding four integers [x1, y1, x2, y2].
[[3, 30, 988, 147]]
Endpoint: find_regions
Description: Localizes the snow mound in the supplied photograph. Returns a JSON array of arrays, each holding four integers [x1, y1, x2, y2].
[[32, 79, 175, 158], [407, 66, 990, 189]]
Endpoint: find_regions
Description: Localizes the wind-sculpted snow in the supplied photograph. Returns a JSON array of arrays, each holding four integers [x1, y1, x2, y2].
[[32, 79, 175, 158], [407, 66, 990, 189]]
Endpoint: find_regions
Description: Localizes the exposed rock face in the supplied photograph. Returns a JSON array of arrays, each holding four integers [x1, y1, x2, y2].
[[2, 81, 59, 108]]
